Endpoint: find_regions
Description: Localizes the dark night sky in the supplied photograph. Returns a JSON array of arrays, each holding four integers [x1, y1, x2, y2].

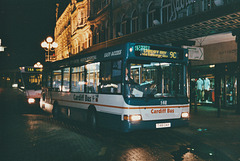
[[0, 0, 70, 69]]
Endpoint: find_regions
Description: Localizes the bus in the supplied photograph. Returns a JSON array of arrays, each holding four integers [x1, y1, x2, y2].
[[40, 42, 189, 132], [18, 66, 43, 104]]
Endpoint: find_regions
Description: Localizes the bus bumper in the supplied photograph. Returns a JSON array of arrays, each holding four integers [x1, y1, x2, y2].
[[121, 118, 189, 132]]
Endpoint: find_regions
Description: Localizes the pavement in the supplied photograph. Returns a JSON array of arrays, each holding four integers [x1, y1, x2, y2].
[[174, 104, 240, 161]]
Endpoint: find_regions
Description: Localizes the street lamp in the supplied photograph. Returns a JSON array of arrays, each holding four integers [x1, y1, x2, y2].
[[34, 62, 43, 68], [41, 36, 58, 62]]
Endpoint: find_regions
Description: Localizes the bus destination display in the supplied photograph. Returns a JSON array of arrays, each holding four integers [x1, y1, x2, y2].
[[20, 67, 43, 73], [134, 45, 180, 59]]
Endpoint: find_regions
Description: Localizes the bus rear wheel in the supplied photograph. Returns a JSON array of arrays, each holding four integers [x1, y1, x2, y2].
[[52, 104, 59, 118], [88, 109, 97, 130]]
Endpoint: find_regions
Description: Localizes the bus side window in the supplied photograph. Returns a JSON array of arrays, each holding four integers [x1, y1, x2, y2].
[[86, 62, 100, 93], [71, 66, 85, 93], [100, 61, 112, 93], [112, 60, 122, 93], [100, 60, 122, 94], [62, 68, 70, 92], [52, 70, 62, 92]]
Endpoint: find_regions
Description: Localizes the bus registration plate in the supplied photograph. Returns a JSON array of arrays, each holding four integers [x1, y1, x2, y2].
[[156, 123, 171, 128]]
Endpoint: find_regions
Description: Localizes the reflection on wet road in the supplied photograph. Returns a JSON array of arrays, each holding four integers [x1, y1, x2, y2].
[[2, 113, 230, 161]]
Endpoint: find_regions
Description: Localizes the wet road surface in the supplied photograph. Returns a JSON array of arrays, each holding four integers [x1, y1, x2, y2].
[[0, 88, 234, 161]]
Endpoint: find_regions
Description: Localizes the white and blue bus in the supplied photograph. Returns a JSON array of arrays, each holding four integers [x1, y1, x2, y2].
[[40, 42, 189, 132]]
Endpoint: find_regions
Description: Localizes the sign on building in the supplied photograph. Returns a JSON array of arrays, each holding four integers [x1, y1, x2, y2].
[[183, 46, 204, 60]]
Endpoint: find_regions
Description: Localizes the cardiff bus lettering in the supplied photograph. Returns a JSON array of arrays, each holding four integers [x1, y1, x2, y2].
[[73, 94, 99, 102], [151, 108, 175, 114]]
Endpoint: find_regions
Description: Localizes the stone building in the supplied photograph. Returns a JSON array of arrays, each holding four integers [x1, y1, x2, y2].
[[55, 0, 216, 61]]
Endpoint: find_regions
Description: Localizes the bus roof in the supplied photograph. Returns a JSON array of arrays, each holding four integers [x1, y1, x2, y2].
[[47, 42, 187, 69]]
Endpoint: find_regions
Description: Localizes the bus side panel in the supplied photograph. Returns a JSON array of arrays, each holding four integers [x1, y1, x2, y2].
[[97, 112, 123, 131], [69, 107, 88, 122], [40, 98, 54, 113]]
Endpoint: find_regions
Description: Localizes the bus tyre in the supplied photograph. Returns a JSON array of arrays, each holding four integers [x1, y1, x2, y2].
[[52, 104, 59, 119], [88, 109, 97, 130]]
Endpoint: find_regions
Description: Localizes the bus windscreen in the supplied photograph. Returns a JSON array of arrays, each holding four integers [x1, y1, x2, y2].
[[126, 62, 184, 98], [22, 73, 42, 90]]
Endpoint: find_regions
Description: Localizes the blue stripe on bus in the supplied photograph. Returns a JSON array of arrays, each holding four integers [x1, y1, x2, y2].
[[124, 97, 188, 106]]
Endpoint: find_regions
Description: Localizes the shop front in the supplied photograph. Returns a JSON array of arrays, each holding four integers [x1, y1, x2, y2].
[[191, 63, 237, 108], [191, 65, 215, 105], [190, 37, 238, 108]]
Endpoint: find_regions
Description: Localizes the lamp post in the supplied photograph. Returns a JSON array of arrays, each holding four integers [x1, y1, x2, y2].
[[41, 36, 58, 62]]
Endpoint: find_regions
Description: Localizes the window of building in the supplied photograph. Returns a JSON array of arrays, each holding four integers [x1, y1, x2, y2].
[[131, 10, 138, 33], [83, 33, 89, 49], [86, 62, 100, 93], [121, 14, 130, 35], [101, 0, 109, 9], [100, 60, 122, 94], [100, 23, 106, 42], [115, 22, 121, 38], [52, 69, 62, 91], [78, 10, 84, 25], [71, 66, 85, 92], [94, 27, 100, 44], [78, 40, 81, 52], [105, 21, 110, 40], [161, 0, 171, 24], [202, 0, 214, 11], [98, 0, 110, 12], [147, 2, 156, 28], [88, 33, 92, 47]]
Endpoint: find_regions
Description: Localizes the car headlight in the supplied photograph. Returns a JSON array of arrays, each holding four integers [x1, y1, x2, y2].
[[28, 98, 35, 104]]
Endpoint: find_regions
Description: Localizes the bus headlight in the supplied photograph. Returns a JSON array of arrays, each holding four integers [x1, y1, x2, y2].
[[124, 114, 142, 121], [28, 98, 35, 104], [12, 84, 18, 88], [181, 112, 189, 118]]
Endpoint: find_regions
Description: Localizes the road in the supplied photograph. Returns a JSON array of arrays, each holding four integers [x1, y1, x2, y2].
[[0, 88, 234, 161]]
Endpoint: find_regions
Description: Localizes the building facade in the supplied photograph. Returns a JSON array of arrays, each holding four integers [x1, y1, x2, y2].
[[55, 0, 219, 60]]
